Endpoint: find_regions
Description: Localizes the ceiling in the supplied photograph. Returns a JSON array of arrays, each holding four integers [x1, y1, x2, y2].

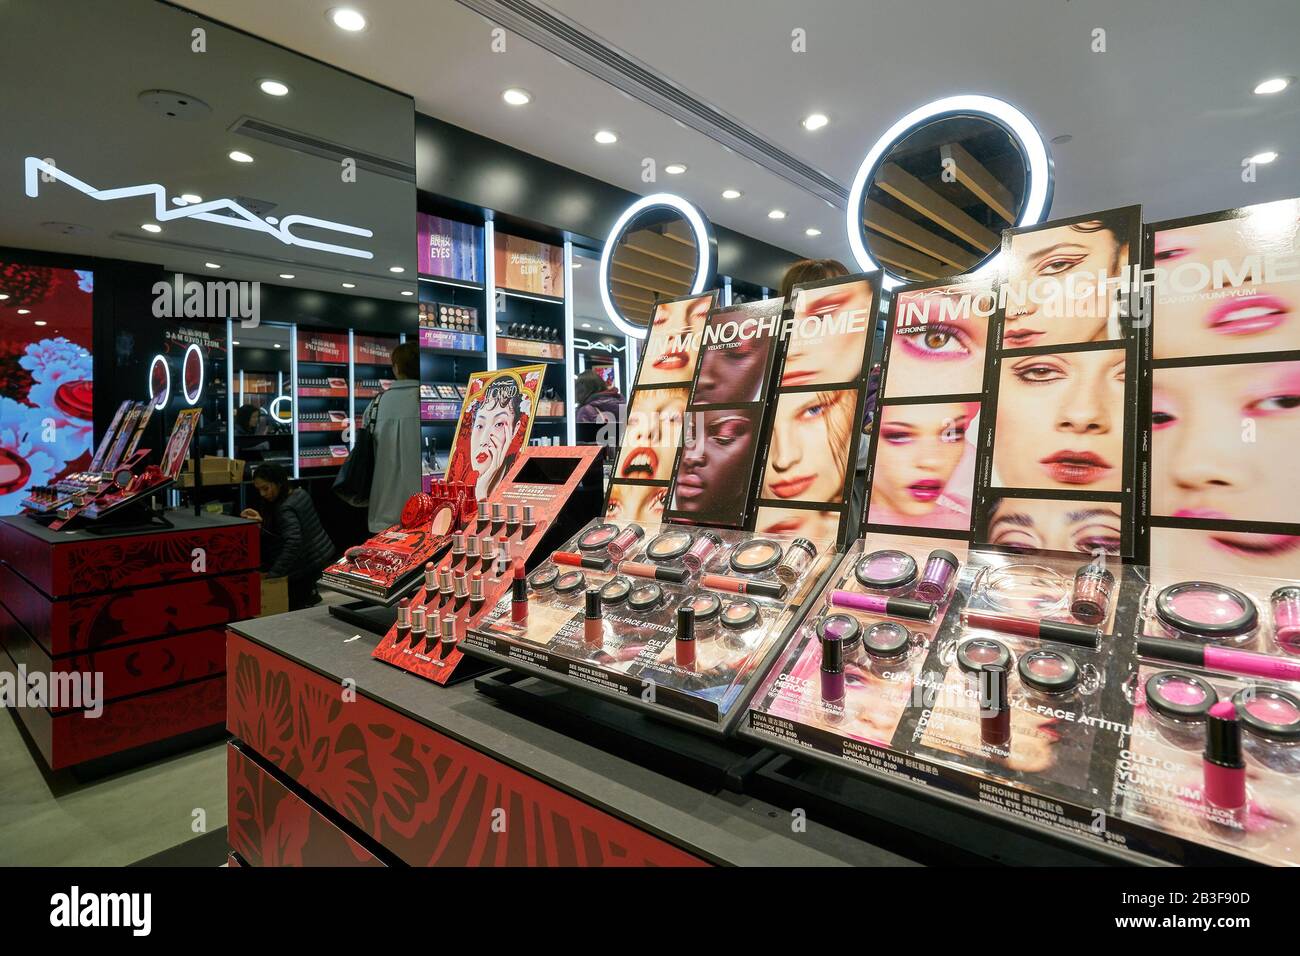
[[173, 0, 1299, 273]]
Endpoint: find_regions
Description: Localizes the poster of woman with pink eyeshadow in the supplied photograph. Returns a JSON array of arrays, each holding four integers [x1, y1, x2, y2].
[[884, 283, 990, 399], [867, 402, 979, 531]]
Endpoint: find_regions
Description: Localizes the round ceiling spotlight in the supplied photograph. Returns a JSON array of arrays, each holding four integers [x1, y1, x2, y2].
[[594, 130, 618, 145], [259, 79, 290, 97], [502, 88, 531, 106], [1254, 76, 1292, 95], [802, 113, 829, 131], [330, 8, 367, 32]]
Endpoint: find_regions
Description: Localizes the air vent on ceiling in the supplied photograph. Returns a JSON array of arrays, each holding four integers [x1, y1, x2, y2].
[[229, 116, 417, 182], [454, 0, 848, 208]]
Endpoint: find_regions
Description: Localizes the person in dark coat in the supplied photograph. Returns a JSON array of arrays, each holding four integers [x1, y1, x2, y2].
[[575, 370, 624, 424], [241, 463, 336, 610]]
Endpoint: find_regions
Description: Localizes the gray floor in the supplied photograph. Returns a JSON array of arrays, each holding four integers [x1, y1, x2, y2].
[[0, 709, 228, 866]]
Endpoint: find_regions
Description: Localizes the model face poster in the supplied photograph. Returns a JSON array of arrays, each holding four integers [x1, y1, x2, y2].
[[1145, 197, 1300, 578], [446, 365, 545, 500], [605, 291, 715, 525], [752, 274, 880, 546], [159, 408, 202, 479], [974, 206, 1143, 557]]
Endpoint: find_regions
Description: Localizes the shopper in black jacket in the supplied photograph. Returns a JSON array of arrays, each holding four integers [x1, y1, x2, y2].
[[241, 463, 336, 610]]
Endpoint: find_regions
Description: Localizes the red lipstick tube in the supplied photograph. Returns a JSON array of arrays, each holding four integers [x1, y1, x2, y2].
[[511, 559, 528, 623], [1204, 701, 1246, 810]]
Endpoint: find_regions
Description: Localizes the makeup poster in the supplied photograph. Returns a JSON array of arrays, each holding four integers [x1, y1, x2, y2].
[[605, 291, 716, 526], [159, 407, 202, 479], [861, 275, 993, 542], [445, 364, 545, 502], [417, 213, 483, 282], [1144, 197, 1300, 578], [493, 233, 564, 298], [665, 297, 785, 528], [973, 206, 1144, 558], [751, 273, 881, 547]]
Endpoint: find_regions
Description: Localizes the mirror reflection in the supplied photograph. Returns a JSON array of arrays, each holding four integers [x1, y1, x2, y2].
[[606, 207, 701, 332]]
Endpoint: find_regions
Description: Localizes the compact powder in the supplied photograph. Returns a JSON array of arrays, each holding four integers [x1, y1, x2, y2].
[[554, 570, 587, 594], [1017, 649, 1080, 696], [628, 582, 664, 612], [854, 549, 918, 592], [721, 598, 759, 630], [529, 566, 558, 590], [730, 538, 783, 574], [681, 591, 722, 624], [1232, 687, 1300, 741], [1155, 581, 1258, 644], [1144, 670, 1217, 721], [578, 522, 620, 552], [862, 621, 910, 661], [599, 576, 631, 605], [646, 530, 694, 562], [957, 638, 1012, 675]]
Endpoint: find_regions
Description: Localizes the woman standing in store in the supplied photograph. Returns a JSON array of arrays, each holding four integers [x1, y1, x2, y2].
[[575, 370, 624, 424], [241, 463, 337, 609]]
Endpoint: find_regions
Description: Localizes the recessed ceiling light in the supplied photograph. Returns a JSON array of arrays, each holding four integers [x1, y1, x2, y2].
[[768, 209, 787, 220], [502, 88, 531, 106], [594, 130, 618, 145], [259, 79, 290, 97], [229, 150, 254, 163], [1248, 150, 1279, 164], [205, 262, 221, 269], [802, 113, 829, 131], [17, 309, 31, 315], [342, 282, 356, 289], [805, 228, 822, 237], [273, 343, 281, 348], [1254, 76, 1292, 95], [665, 163, 687, 175], [179, 193, 202, 204], [389, 265, 405, 273], [722, 188, 742, 200], [329, 7, 367, 31], [400, 290, 414, 296], [279, 273, 295, 279], [582, 323, 591, 329], [34, 320, 47, 326], [141, 223, 162, 233]]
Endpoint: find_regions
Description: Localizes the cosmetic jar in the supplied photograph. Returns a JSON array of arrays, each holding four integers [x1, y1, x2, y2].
[[720, 598, 759, 631], [578, 522, 620, 552], [599, 576, 631, 606], [913, 550, 959, 602], [1071, 564, 1115, 625], [775, 538, 818, 585], [554, 570, 587, 595], [683, 531, 724, 574], [680, 592, 722, 632], [1231, 687, 1300, 772], [628, 582, 664, 612], [528, 566, 558, 591], [1017, 648, 1080, 699], [1144, 670, 1218, 748], [862, 621, 911, 669], [1270, 586, 1300, 655], [645, 529, 694, 562], [729, 538, 783, 575], [854, 549, 919, 594], [1155, 581, 1258, 646], [606, 523, 646, 563], [957, 638, 1012, 676], [980, 564, 1069, 615]]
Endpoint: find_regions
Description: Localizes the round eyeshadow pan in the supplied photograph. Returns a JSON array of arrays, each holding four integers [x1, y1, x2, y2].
[[956, 638, 1012, 675], [721, 598, 760, 630], [730, 538, 783, 574], [862, 621, 910, 660], [1155, 581, 1258, 642], [1232, 687, 1300, 741], [578, 522, 620, 551], [529, 566, 558, 590], [554, 570, 587, 594], [1017, 649, 1080, 695], [681, 591, 722, 623], [599, 576, 631, 605], [854, 549, 918, 591], [645, 530, 695, 562], [1144, 670, 1217, 721], [628, 582, 664, 612]]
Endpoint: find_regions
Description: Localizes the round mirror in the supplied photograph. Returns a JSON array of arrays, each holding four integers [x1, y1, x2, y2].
[[600, 193, 716, 338], [847, 96, 1052, 290]]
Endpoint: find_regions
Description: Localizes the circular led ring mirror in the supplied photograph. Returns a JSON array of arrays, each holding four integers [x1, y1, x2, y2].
[[148, 354, 170, 409], [182, 343, 204, 405], [599, 192, 716, 339], [846, 95, 1053, 291]]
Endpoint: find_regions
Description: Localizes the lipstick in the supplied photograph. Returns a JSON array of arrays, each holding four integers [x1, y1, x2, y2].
[[979, 663, 1011, 750], [465, 535, 481, 571], [422, 562, 437, 603], [960, 608, 1100, 649], [818, 619, 846, 705], [1204, 701, 1246, 810], [480, 536, 497, 572], [506, 504, 520, 536], [470, 572, 484, 615], [1137, 636, 1300, 683], [394, 598, 411, 646], [522, 504, 536, 539], [511, 559, 528, 623], [584, 588, 603, 648], [496, 537, 511, 577], [701, 573, 786, 600], [492, 502, 505, 533], [553, 551, 612, 571], [675, 604, 696, 669], [410, 605, 427, 648], [830, 589, 935, 622], [440, 613, 457, 659], [437, 567, 454, 609], [476, 500, 489, 531], [452, 572, 468, 611], [450, 533, 466, 567], [620, 561, 687, 584]]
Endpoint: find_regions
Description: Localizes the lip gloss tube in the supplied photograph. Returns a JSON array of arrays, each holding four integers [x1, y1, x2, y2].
[[511, 560, 528, 623], [620, 561, 686, 584], [410, 605, 427, 649], [1137, 637, 1300, 683], [554, 551, 612, 571], [675, 604, 695, 669], [584, 588, 603, 648], [979, 664, 1011, 750], [700, 573, 786, 600], [819, 622, 845, 705], [830, 589, 935, 622], [394, 598, 411, 646], [522, 504, 536, 539], [440, 614, 457, 659], [960, 608, 1100, 649], [1204, 701, 1247, 810]]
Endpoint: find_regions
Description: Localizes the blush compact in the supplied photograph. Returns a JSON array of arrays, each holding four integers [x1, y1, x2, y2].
[[680, 592, 722, 629], [720, 598, 759, 630], [645, 529, 694, 562], [854, 549, 918, 593], [1017, 648, 1080, 698], [628, 581, 664, 612], [599, 576, 631, 605], [1154, 581, 1259, 646], [729, 538, 783, 575], [862, 621, 911, 664], [529, 566, 558, 590], [956, 637, 1012, 676], [1144, 670, 1218, 748], [578, 522, 620, 552], [554, 570, 587, 594], [1231, 687, 1300, 772]]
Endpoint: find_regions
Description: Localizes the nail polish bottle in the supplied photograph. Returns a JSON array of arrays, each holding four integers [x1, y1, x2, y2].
[[1204, 701, 1247, 810], [979, 664, 1011, 751], [394, 598, 411, 646], [675, 604, 696, 669], [584, 588, 603, 648], [470, 572, 484, 615], [511, 559, 529, 623]]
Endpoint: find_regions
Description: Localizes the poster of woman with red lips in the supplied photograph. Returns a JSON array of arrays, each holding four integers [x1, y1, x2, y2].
[[0, 260, 93, 514], [445, 365, 545, 501]]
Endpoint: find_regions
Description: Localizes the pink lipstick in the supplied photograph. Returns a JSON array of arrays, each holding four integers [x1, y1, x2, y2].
[[907, 479, 942, 502]]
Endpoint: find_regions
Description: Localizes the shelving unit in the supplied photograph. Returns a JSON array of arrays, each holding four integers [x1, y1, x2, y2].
[[418, 276, 488, 490]]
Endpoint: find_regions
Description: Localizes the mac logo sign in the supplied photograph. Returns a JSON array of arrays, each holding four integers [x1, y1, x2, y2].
[[24, 157, 375, 260]]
